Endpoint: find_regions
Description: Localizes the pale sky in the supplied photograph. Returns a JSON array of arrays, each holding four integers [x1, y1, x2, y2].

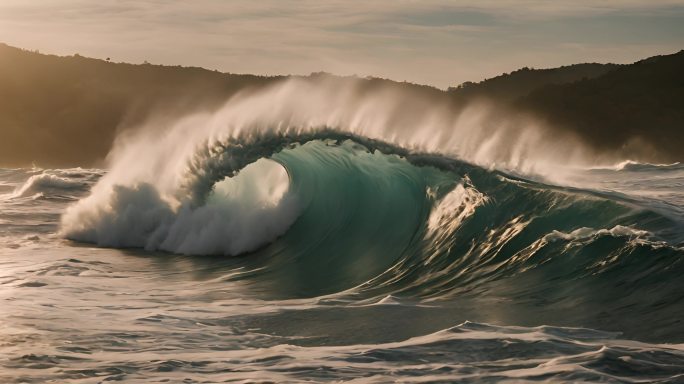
[[0, 0, 682, 88]]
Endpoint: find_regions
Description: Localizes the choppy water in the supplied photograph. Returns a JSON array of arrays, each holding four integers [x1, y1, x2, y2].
[[1, 136, 684, 382]]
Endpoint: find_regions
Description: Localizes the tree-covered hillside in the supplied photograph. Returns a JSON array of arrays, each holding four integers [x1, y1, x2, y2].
[[1, 43, 682, 166], [519, 50, 684, 160]]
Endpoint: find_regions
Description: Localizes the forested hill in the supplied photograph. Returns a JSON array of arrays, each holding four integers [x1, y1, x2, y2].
[[1, 43, 682, 166], [519, 50, 684, 160], [448, 63, 618, 103]]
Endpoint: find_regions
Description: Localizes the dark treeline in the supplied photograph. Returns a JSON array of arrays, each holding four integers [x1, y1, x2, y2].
[[448, 50, 684, 162], [0, 43, 682, 166], [518, 51, 684, 161], [448, 63, 618, 103]]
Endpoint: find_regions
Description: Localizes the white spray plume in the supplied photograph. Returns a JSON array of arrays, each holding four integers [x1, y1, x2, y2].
[[60, 76, 600, 255]]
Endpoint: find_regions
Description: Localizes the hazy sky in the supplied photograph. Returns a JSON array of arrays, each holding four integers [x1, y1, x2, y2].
[[1, 0, 682, 87]]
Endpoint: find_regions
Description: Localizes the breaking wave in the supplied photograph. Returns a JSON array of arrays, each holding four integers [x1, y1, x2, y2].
[[57, 79, 684, 341]]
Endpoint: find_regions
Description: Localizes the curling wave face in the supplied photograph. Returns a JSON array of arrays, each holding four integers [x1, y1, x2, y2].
[[56, 130, 684, 342]]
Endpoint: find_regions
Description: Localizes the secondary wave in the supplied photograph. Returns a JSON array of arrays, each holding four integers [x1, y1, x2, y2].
[[6, 168, 100, 199]]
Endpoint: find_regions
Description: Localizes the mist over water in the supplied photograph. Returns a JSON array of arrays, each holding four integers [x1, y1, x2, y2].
[[2, 78, 684, 382]]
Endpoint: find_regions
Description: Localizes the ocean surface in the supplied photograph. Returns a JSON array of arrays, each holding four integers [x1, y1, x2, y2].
[[1, 134, 684, 383]]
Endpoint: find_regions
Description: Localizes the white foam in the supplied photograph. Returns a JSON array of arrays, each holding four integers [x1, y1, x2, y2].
[[426, 181, 488, 243], [61, 159, 301, 256]]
